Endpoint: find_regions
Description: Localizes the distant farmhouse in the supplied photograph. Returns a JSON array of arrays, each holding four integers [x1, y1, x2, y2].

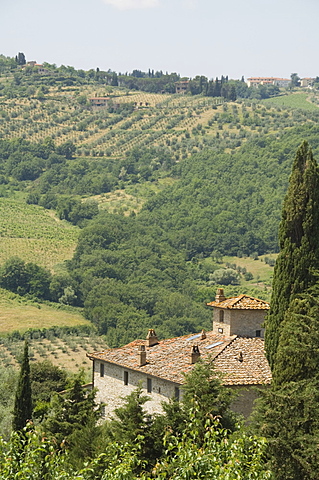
[[247, 77, 290, 88], [22, 61, 51, 75], [89, 97, 110, 108], [88, 289, 271, 419], [175, 80, 189, 94]]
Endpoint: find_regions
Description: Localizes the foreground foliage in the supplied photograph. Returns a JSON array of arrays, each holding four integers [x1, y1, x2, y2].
[[0, 416, 271, 480]]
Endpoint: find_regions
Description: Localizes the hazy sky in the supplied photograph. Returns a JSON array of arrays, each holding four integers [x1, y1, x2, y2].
[[1, 0, 318, 79]]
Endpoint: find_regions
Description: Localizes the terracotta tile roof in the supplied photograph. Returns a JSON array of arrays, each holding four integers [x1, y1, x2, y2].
[[206, 294, 270, 310], [88, 330, 271, 386], [247, 77, 289, 81], [214, 337, 271, 385], [89, 97, 110, 100]]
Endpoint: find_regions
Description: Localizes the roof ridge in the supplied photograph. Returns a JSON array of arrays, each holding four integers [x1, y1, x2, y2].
[[212, 335, 237, 360]]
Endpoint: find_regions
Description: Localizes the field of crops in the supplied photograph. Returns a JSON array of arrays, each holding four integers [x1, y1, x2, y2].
[[0, 198, 79, 270]]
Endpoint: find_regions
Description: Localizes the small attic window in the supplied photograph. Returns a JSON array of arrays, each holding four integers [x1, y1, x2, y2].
[[219, 310, 224, 323], [256, 330, 261, 337]]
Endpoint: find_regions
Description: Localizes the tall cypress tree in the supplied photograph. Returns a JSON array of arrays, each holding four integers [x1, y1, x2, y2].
[[12, 340, 32, 431], [265, 141, 319, 369], [256, 295, 319, 479], [256, 142, 319, 480]]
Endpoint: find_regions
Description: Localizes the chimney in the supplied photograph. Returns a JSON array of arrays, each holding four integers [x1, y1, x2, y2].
[[146, 329, 159, 347], [138, 344, 147, 366], [215, 288, 226, 303], [200, 329, 206, 340], [191, 345, 201, 364]]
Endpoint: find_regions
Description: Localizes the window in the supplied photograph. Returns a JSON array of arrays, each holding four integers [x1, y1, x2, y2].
[[147, 378, 152, 393], [100, 404, 106, 419], [256, 330, 261, 337], [124, 371, 128, 385], [174, 387, 180, 401], [219, 310, 224, 323], [100, 363, 104, 377], [218, 328, 223, 334]]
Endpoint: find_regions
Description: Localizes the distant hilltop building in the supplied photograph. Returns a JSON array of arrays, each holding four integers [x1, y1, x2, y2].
[[247, 77, 290, 88], [87, 288, 271, 420], [175, 80, 189, 94], [300, 77, 315, 88], [22, 61, 51, 75]]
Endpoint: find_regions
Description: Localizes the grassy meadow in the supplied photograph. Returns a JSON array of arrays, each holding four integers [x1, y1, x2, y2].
[[0, 288, 88, 335]]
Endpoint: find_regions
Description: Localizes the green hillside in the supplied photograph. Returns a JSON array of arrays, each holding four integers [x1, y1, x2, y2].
[[1, 60, 319, 344], [0, 197, 78, 270]]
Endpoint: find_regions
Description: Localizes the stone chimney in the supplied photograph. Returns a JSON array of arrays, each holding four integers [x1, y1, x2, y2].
[[146, 329, 159, 347], [200, 329, 206, 340], [215, 288, 226, 303], [138, 344, 147, 366], [190, 345, 201, 364]]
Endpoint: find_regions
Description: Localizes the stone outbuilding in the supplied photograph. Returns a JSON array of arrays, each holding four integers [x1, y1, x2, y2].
[[87, 289, 271, 419]]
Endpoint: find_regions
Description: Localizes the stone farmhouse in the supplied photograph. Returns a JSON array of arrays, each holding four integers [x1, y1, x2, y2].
[[87, 289, 271, 419]]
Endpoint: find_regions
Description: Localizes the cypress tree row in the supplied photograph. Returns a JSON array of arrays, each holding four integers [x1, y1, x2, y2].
[[265, 141, 319, 369], [12, 340, 32, 432]]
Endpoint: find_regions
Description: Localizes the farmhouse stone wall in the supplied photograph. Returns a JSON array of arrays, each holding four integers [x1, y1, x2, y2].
[[94, 359, 264, 420], [212, 308, 265, 337], [230, 385, 266, 421], [94, 360, 181, 418]]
